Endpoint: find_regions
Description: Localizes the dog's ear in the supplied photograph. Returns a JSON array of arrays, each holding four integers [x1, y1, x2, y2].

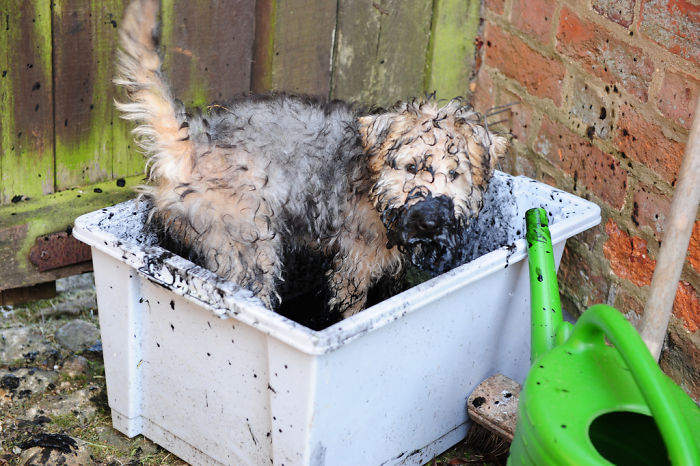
[[358, 113, 395, 151], [488, 134, 508, 171]]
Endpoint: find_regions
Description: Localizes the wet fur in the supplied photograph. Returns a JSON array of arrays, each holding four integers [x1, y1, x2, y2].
[[115, 0, 508, 319]]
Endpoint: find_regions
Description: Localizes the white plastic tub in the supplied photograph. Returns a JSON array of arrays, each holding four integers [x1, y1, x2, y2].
[[72, 172, 600, 466]]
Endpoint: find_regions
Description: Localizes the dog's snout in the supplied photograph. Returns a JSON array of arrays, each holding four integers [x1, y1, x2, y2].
[[404, 195, 455, 236], [416, 217, 437, 232]]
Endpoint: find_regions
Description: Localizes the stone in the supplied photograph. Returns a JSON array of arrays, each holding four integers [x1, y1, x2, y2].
[[54, 320, 100, 353], [26, 387, 101, 425], [19, 434, 92, 466], [0, 368, 58, 406], [60, 356, 90, 379], [0, 327, 56, 366], [94, 426, 132, 451]]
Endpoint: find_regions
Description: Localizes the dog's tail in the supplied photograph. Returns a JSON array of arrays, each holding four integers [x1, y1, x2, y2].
[[114, 0, 193, 182]]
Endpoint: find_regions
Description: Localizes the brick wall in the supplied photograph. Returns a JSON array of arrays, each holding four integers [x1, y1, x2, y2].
[[473, 0, 700, 399]]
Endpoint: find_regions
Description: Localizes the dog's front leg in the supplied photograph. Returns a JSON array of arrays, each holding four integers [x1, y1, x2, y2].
[[327, 237, 403, 319], [327, 252, 372, 319]]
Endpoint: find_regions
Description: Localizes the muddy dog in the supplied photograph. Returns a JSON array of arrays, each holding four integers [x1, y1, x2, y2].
[[115, 0, 508, 321]]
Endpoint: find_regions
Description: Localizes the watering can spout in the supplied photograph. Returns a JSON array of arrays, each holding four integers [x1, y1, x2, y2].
[[525, 208, 563, 362]]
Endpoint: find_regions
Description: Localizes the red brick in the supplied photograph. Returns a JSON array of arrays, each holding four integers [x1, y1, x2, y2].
[[485, 0, 505, 15], [673, 281, 700, 332], [593, 0, 636, 28], [689, 220, 700, 274], [639, 0, 700, 66], [632, 182, 671, 240], [660, 322, 700, 401], [614, 288, 645, 316], [511, 0, 554, 43], [566, 75, 612, 139], [484, 24, 565, 106], [656, 70, 700, 129], [614, 105, 685, 184], [473, 66, 495, 114], [603, 219, 656, 286], [534, 116, 627, 208], [498, 91, 534, 144], [556, 7, 655, 102], [559, 246, 609, 309]]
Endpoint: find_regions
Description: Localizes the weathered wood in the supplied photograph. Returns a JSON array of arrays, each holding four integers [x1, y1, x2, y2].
[[372, 0, 433, 105], [0, 0, 482, 294], [252, 0, 336, 95], [425, 0, 481, 100], [0, 175, 141, 291], [0, 281, 57, 307], [160, 0, 256, 107], [331, 0, 383, 104], [53, 0, 131, 191], [332, 0, 433, 107], [251, 0, 275, 92], [0, 2, 54, 204]]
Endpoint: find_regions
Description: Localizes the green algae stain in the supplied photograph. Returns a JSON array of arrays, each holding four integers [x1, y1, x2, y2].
[[424, 0, 481, 100], [0, 2, 54, 204], [53, 0, 139, 191], [1, 175, 142, 275]]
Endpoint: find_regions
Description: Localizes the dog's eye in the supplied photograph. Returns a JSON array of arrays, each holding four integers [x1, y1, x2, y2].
[[407, 163, 417, 174], [449, 169, 458, 180]]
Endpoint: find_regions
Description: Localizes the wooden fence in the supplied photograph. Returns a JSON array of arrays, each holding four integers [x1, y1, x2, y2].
[[0, 0, 481, 298]]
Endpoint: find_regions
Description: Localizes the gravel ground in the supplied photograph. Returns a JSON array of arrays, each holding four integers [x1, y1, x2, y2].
[[0, 273, 501, 466]]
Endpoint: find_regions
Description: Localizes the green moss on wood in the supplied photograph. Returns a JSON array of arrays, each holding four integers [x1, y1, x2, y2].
[[424, 0, 481, 100], [53, 1, 136, 191], [0, 175, 142, 279], [0, 2, 54, 204]]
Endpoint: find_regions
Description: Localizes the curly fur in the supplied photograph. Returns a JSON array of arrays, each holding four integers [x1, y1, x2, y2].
[[115, 0, 508, 320]]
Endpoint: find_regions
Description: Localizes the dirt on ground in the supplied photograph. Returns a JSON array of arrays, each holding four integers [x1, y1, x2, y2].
[[0, 273, 501, 466]]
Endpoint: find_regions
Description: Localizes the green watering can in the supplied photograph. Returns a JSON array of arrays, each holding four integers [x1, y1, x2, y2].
[[508, 208, 700, 465]]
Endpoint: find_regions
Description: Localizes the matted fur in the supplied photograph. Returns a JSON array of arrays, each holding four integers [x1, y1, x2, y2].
[[115, 0, 508, 320]]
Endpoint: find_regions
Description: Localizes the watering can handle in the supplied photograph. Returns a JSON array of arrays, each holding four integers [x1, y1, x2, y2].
[[569, 304, 700, 465]]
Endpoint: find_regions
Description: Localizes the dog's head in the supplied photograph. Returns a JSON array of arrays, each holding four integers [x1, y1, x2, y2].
[[359, 99, 508, 273]]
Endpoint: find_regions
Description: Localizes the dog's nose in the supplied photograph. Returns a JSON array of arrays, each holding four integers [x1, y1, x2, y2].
[[405, 195, 455, 236], [416, 217, 437, 232]]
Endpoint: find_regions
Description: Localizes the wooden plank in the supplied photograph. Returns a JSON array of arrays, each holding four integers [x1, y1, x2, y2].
[[0, 175, 141, 291], [0, 2, 54, 204], [372, 0, 433, 105], [251, 0, 336, 95], [425, 0, 481, 100], [270, 0, 337, 95], [331, 0, 382, 104], [0, 281, 57, 307], [160, 0, 256, 108], [52, 0, 136, 191], [332, 0, 433, 107], [251, 0, 275, 92]]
